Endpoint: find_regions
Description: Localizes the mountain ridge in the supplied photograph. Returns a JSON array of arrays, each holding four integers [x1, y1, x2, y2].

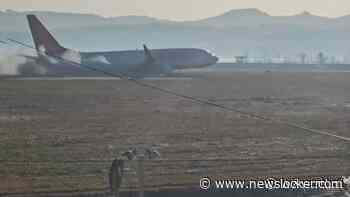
[[1, 8, 350, 30]]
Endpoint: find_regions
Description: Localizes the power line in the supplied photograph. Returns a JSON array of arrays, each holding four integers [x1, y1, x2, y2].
[[6, 38, 350, 142]]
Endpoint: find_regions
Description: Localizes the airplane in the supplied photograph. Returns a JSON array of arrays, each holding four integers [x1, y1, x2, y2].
[[24, 15, 219, 77]]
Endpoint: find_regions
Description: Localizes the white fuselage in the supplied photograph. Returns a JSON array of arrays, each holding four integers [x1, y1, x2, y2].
[[79, 48, 218, 76]]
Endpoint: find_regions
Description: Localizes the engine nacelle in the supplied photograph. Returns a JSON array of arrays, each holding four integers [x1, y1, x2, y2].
[[86, 55, 111, 65], [60, 49, 82, 64]]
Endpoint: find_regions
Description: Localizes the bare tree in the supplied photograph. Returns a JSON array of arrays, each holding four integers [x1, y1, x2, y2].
[[317, 52, 327, 65]]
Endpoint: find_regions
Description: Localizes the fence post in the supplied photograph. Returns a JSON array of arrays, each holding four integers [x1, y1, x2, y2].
[[120, 147, 160, 197], [109, 159, 124, 197], [137, 156, 145, 197]]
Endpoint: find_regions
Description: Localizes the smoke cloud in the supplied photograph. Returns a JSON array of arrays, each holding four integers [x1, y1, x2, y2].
[[0, 47, 47, 75]]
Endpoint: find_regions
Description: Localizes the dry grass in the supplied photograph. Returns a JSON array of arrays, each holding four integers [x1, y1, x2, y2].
[[1, 71, 350, 193]]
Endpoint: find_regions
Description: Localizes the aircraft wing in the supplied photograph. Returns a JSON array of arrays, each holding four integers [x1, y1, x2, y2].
[[143, 44, 155, 64], [128, 44, 171, 77]]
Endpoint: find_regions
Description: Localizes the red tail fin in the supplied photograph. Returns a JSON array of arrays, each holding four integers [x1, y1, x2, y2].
[[27, 15, 65, 55]]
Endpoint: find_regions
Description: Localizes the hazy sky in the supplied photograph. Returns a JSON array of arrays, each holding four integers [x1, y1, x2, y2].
[[1, 0, 350, 20]]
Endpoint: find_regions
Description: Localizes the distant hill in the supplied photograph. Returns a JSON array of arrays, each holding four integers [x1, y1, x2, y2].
[[2, 8, 349, 31], [194, 8, 271, 27], [0, 10, 172, 32], [0, 10, 110, 31], [193, 9, 333, 27], [110, 15, 172, 25], [1, 9, 350, 60]]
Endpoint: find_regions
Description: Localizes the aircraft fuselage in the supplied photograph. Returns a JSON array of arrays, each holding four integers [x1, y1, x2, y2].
[[25, 14, 219, 77], [81, 48, 218, 75]]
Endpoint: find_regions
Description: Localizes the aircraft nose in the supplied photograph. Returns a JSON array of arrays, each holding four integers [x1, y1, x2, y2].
[[203, 49, 218, 65], [213, 56, 218, 62], [211, 55, 219, 64]]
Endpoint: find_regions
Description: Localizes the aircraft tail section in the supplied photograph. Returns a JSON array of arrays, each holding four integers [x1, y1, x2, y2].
[[27, 15, 66, 55]]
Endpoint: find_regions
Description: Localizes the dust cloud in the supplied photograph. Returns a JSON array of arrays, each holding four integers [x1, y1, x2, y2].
[[0, 47, 47, 75]]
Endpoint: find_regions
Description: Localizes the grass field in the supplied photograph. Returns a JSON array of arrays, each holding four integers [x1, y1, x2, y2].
[[1, 71, 350, 194]]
